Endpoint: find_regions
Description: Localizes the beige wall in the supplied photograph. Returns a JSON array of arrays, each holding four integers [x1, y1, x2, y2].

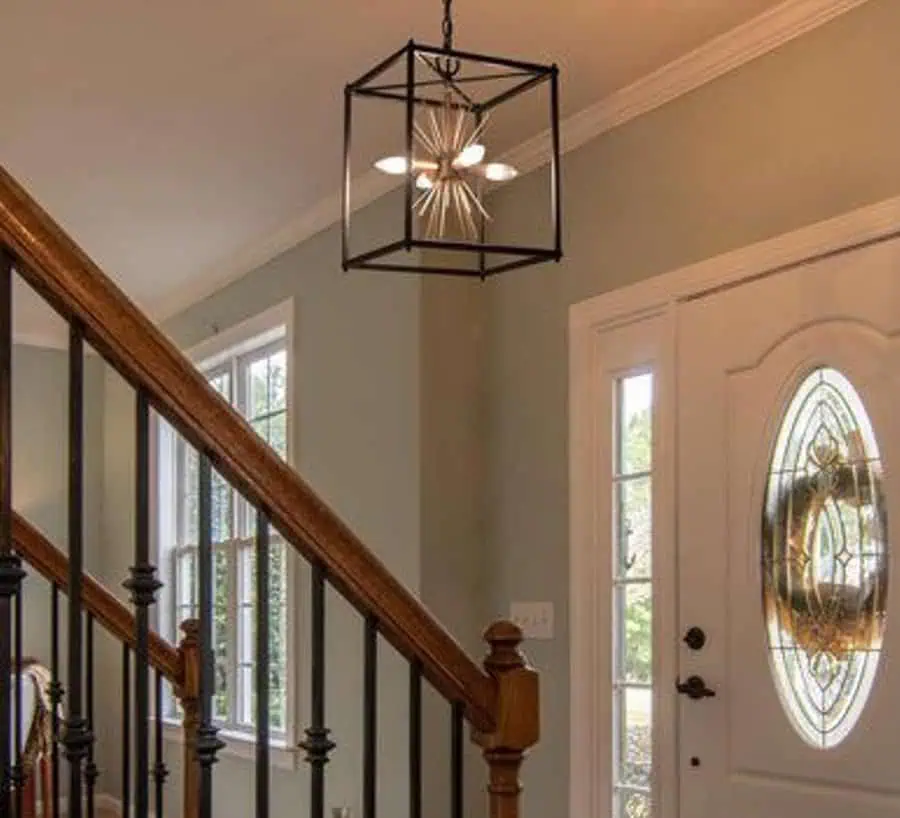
[[12, 343, 105, 670], [92, 189, 424, 815], [483, 2, 900, 817]]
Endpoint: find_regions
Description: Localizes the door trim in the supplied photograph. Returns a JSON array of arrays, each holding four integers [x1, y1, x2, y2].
[[568, 193, 900, 818]]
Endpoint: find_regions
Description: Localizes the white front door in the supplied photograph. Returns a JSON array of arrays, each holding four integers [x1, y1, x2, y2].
[[678, 236, 900, 817]]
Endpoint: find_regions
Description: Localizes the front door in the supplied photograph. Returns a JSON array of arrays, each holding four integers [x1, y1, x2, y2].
[[678, 236, 900, 816]]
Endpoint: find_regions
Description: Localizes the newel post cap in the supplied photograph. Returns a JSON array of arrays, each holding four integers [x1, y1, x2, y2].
[[474, 620, 540, 751]]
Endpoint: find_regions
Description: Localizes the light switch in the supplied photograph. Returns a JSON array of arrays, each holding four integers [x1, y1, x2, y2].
[[510, 601, 554, 640]]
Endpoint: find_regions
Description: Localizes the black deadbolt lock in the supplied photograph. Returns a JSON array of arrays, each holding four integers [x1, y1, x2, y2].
[[683, 626, 706, 651]]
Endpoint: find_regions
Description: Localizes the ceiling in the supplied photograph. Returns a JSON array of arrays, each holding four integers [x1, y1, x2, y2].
[[2, 0, 787, 333]]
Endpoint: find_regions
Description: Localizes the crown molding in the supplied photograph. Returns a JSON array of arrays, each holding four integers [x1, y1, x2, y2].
[[505, 0, 869, 173], [146, 0, 869, 322]]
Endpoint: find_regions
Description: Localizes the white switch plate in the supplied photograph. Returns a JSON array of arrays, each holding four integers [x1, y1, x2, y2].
[[510, 601, 554, 640]]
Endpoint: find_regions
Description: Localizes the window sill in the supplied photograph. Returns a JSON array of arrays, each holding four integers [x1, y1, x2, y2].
[[162, 720, 301, 771]]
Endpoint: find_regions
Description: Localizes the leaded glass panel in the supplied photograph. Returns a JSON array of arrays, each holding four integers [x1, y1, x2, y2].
[[762, 367, 888, 749]]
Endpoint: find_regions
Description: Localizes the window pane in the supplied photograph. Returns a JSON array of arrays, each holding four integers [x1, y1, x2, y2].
[[617, 688, 652, 788], [234, 540, 288, 731], [177, 551, 196, 608], [239, 605, 254, 665], [618, 791, 651, 818], [251, 416, 270, 446], [617, 584, 652, 685], [269, 349, 287, 412], [211, 469, 233, 543], [269, 541, 288, 730], [616, 478, 651, 578], [238, 545, 254, 604], [269, 411, 287, 459], [182, 446, 199, 545], [617, 374, 652, 476], [247, 356, 272, 420], [213, 548, 230, 721], [209, 370, 232, 401]]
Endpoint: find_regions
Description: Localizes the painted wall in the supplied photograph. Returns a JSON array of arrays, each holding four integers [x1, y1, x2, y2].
[[13, 343, 105, 675], [91, 189, 425, 816], [483, 2, 900, 817], [419, 273, 490, 818]]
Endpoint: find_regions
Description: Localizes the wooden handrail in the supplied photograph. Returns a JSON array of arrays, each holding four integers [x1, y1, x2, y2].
[[11, 510, 182, 686], [0, 166, 497, 731]]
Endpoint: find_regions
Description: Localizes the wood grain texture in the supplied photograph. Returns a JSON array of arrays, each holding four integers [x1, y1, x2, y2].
[[0, 166, 496, 732], [177, 620, 201, 818], [473, 622, 540, 818], [12, 510, 182, 685]]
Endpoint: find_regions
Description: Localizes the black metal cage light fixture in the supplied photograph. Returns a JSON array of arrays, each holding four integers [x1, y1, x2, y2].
[[342, 0, 561, 277]]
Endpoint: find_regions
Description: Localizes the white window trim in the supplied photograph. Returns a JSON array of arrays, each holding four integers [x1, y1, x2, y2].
[[155, 298, 302, 753], [161, 720, 301, 771], [568, 195, 900, 818]]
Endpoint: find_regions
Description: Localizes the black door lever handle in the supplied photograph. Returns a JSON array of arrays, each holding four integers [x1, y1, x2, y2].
[[676, 675, 716, 700]]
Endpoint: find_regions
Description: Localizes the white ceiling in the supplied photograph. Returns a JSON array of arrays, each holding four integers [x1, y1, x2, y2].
[[2, 0, 788, 331]]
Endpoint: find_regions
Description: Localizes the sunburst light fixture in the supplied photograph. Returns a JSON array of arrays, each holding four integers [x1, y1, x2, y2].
[[342, 0, 562, 277]]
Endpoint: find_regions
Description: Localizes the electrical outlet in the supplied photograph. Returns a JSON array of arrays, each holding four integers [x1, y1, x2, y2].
[[510, 601, 554, 640]]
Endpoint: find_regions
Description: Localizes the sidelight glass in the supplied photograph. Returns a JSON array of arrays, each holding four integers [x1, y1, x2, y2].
[[762, 367, 888, 749], [613, 372, 654, 818]]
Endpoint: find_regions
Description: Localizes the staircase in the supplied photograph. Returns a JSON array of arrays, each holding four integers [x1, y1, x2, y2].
[[0, 166, 539, 818]]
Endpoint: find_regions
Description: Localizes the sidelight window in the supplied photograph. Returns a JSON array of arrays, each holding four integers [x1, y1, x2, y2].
[[612, 372, 654, 818]]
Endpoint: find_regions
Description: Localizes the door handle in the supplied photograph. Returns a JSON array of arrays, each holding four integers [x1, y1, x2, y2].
[[676, 675, 716, 700]]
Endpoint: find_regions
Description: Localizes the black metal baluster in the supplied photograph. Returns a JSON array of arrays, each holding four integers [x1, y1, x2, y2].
[[50, 585, 62, 818], [85, 613, 98, 817], [255, 509, 270, 818], [409, 663, 422, 818], [122, 645, 131, 818], [300, 562, 334, 818], [451, 701, 464, 818], [153, 669, 168, 818], [195, 455, 223, 818], [13, 563, 23, 818], [0, 247, 24, 817], [63, 321, 92, 818], [125, 390, 161, 818], [363, 615, 378, 818]]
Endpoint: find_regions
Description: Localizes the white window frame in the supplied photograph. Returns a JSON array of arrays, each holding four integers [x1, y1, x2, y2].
[[155, 299, 301, 768], [569, 307, 677, 818]]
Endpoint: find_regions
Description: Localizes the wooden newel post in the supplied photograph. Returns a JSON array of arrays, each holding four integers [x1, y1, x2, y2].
[[473, 621, 540, 818], [176, 619, 202, 818]]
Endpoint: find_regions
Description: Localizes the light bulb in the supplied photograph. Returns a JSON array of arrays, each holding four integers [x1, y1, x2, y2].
[[416, 173, 433, 190], [374, 156, 409, 175], [455, 144, 486, 168], [483, 162, 518, 182]]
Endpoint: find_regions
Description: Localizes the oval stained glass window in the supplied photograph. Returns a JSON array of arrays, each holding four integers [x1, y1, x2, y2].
[[762, 367, 888, 749]]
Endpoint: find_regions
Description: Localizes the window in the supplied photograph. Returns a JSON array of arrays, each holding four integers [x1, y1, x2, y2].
[[762, 367, 888, 749], [612, 373, 653, 818], [157, 304, 292, 742]]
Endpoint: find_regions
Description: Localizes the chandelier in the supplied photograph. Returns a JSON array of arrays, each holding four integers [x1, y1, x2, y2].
[[341, 0, 562, 277]]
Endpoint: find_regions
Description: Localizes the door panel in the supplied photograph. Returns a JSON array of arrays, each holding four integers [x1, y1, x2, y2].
[[678, 237, 900, 817]]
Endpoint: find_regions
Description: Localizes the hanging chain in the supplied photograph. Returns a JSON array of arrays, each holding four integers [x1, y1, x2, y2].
[[442, 0, 454, 52], [438, 0, 461, 79]]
